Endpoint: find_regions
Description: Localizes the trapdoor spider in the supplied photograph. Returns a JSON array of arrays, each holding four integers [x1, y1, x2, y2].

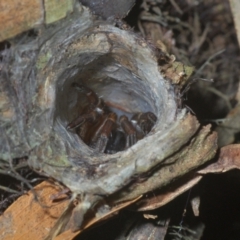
[[67, 83, 157, 154]]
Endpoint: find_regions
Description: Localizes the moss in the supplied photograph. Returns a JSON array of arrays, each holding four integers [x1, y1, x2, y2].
[[44, 0, 74, 24], [36, 51, 52, 70]]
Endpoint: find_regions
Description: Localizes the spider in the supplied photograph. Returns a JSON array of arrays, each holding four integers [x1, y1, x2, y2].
[[67, 83, 157, 154], [66, 83, 106, 130], [131, 112, 157, 135]]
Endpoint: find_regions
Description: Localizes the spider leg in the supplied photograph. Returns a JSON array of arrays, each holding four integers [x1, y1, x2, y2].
[[67, 111, 100, 130], [105, 130, 126, 154], [120, 115, 137, 148], [90, 112, 117, 153], [134, 112, 157, 135]]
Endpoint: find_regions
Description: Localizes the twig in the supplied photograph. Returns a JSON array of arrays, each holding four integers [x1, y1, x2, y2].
[[195, 49, 226, 75], [206, 87, 232, 110], [0, 127, 48, 208], [0, 185, 23, 194], [169, 0, 183, 15]]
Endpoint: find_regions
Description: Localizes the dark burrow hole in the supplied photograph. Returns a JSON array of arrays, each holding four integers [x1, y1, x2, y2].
[[62, 57, 158, 154], [66, 82, 157, 154]]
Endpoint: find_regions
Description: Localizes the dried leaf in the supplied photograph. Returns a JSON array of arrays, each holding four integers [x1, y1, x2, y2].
[[0, 179, 143, 240], [0, 181, 70, 240], [199, 144, 240, 174]]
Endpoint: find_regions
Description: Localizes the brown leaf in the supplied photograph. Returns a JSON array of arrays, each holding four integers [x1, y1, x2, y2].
[[199, 144, 240, 174], [0, 179, 143, 240], [0, 181, 70, 240]]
